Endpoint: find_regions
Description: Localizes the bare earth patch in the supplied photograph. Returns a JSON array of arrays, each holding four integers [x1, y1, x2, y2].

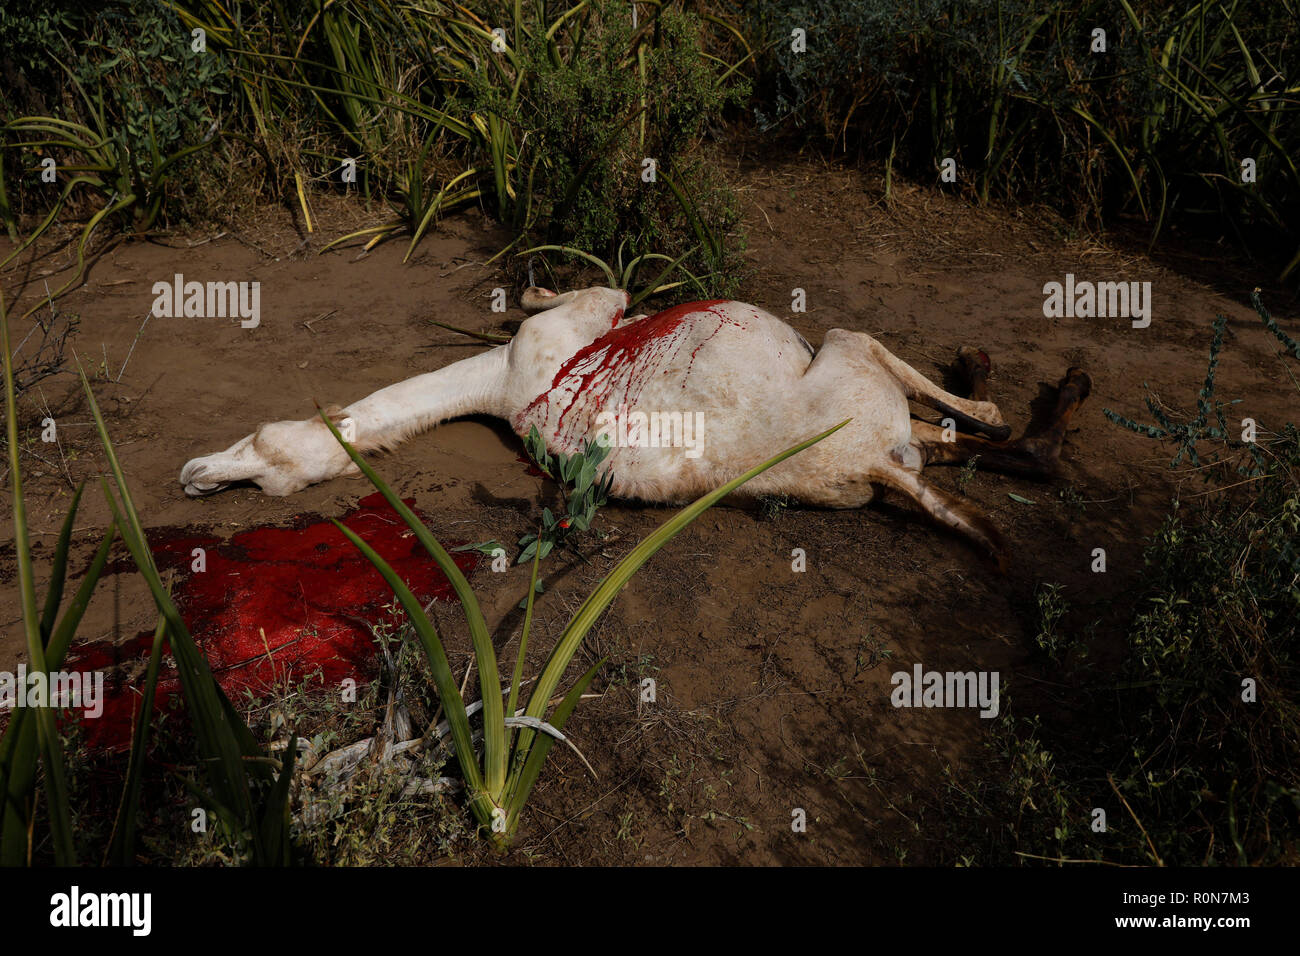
[[2, 156, 1295, 864]]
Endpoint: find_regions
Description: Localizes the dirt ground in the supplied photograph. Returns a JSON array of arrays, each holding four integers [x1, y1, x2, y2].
[[2, 151, 1297, 865]]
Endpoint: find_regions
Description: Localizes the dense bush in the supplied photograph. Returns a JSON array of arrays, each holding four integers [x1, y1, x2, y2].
[[1, 0, 748, 300], [455, 1, 748, 292], [743, 0, 1300, 277], [6, 1, 1295, 285], [0, 0, 227, 238]]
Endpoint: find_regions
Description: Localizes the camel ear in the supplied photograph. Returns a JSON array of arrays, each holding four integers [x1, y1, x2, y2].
[[322, 403, 358, 443], [521, 286, 559, 313]]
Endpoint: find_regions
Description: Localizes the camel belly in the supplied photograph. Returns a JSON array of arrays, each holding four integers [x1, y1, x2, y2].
[[508, 300, 914, 504]]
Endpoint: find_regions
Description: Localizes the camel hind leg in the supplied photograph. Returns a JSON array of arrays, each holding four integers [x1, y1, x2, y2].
[[872, 461, 1010, 572], [910, 366, 1092, 478], [854, 333, 1012, 441]]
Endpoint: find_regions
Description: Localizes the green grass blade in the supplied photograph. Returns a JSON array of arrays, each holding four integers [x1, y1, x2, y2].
[[80, 360, 264, 856], [96, 486, 262, 836], [38, 481, 86, 642], [0, 174, 102, 271], [404, 167, 482, 262], [45, 521, 115, 670], [628, 245, 700, 308], [319, 412, 507, 796], [519, 421, 847, 757], [1, 287, 76, 864], [507, 535, 543, 741], [503, 657, 603, 835], [519, 244, 617, 286], [258, 732, 297, 864], [0, 515, 114, 838], [106, 612, 168, 866], [329, 519, 493, 824], [660, 171, 719, 261], [0, 721, 39, 864]]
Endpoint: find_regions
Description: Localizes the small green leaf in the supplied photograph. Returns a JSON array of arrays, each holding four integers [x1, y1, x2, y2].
[[451, 539, 505, 555]]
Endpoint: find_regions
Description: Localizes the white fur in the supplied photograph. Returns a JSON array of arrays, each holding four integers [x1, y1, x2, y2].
[[179, 287, 1005, 508]]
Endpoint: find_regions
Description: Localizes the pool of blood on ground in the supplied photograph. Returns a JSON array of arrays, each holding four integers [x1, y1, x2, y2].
[[59, 491, 478, 750]]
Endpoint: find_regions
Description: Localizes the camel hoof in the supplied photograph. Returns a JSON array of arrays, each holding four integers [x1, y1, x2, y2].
[[1060, 367, 1092, 402], [956, 345, 991, 374], [185, 481, 227, 496], [180, 460, 228, 496], [955, 345, 998, 416]]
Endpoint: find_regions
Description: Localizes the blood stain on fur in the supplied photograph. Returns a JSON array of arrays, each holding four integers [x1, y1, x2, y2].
[[514, 299, 739, 448]]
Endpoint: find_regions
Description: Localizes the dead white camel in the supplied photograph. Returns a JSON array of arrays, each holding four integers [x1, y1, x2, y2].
[[179, 286, 1090, 566]]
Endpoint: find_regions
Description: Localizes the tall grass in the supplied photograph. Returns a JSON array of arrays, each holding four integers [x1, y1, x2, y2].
[[322, 408, 845, 843], [1, 283, 296, 865], [0, 287, 88, 863], [745, 0, 1300, 276], [2, 2, 748, 303], [166, 0, 748, 290], [0, 1, 228, 314], [6, 2, 1290, 282]]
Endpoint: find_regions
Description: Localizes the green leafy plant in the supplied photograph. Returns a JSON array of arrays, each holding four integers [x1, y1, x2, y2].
[[1, 1, 225, 316], [956, 453, 980, 494], [517, 424, 615, 565], [758, 492, 790, 521], [520, 239, 709, 308], [1032, 582, 1068, 662], [1102, 291, 1284, 476]]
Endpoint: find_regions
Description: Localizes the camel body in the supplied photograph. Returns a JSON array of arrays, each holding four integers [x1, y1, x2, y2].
[[181, 286, 1089, 563]]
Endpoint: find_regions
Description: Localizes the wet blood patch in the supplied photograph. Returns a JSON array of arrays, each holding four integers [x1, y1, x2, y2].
[[60, 492, 478, 750]]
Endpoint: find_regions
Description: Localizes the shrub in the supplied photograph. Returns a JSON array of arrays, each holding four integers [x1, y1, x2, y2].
[[942, 293, 1300, 865], [743, 0, 1300, 276], [0, 0, 227, 234], [468, 2, 747, 291]]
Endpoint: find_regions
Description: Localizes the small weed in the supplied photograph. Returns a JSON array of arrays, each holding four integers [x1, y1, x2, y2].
[[956, 454, 980, 494]]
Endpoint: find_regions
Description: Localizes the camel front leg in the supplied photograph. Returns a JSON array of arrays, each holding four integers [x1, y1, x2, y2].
[[180, 347, 510, 497]]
